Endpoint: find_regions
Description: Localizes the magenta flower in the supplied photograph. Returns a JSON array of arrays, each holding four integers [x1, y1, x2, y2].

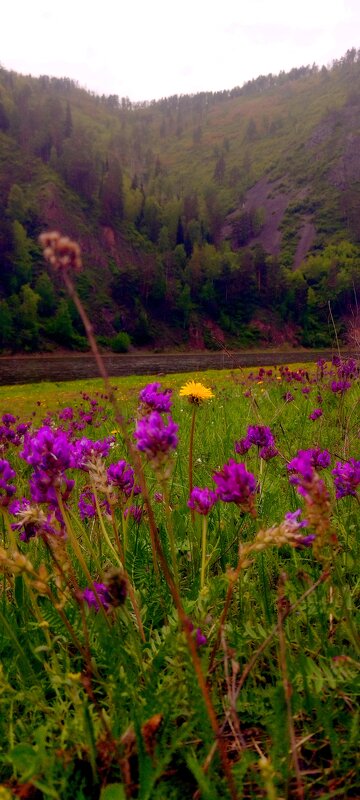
[[311, 448, 331, 470], [83, 582, 112, 612], [332, 459, 360, 499], [309, 408, 323, 421], [188, 486, 217, 515], [107, 460, 140, 497], [21, 426, 71, 473], [2, 413, 16, 427], [70, 437, 111, 470], [0, 459, 16, 506], [134, 412, 178, 459], [58, 407, 74, 421], [29, 471, 74, 506], [331, 380, 351, 393], [78, 490, 97, 520], [283, 392, 294, 403], [247, 425, 275, 449], [124, 505, 143, 523], [234, 437, 251, 455], [213, 459, 257, 513], [259, 444, 279, 461], [139, 382, 173, 413], [195, 628, 207, 647]]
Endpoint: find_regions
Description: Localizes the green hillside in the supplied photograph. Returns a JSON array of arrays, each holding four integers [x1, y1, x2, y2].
[[0, 49, 360, 352]]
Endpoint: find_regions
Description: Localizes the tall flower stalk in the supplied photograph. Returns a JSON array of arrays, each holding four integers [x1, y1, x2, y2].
[[179, 380, 214, 521]]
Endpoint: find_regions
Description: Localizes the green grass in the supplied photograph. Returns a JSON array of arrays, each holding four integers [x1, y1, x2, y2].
[[0, 361, 359, 799]]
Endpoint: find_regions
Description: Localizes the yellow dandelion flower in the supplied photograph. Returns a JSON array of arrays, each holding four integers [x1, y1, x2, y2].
[[179, 380, 214, 404]]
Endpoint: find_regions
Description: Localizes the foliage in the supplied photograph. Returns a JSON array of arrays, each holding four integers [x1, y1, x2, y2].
[[1, 52, 360, 351]]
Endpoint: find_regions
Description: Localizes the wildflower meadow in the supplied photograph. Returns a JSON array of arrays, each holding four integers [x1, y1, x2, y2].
[[0, 234, 359, 799], [0, 354, 359, 800]]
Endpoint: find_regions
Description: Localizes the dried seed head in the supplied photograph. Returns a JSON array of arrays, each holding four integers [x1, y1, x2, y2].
[[39, 231, 82, 272]]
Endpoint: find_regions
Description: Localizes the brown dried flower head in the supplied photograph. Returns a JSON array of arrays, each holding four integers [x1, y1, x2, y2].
[[39, 231, 82, 272]]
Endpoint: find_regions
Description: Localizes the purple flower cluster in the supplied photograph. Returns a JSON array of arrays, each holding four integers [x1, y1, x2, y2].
[[330, 380, 351, 394], [213, 459, 257, 513], [21, 426, 71, 472], [235, 425, 278, 461], [107, 460, 139, 497], [309, 408, 323, 421], [287, 448, 330, 502], [139, 382, 173, 413], [332, 458, 360, 499], [78, 490, 97, 520], [70, 436, 111, 470], [0, 418, 31, 452], [20, 426, 74, 508], [0, 459, 16, 507], [134, 411, 178, 459], [188, 486, 217, 515]]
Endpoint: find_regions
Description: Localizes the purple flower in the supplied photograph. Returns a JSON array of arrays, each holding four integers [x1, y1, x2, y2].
[[21, 426, 71, 473], [246, 425, 275, 449], [2, 413, 16, 427], [139, 382, 173, 413], [124, 505, 143, 523], [0, 459, 16, 506], [287, 449, 330, 500], [234, 437, 251, 455], [302, 387, 311, 395], [29, 471, 74, 505], [283, 392, 294, 403], [336, 357, 357, 378], [331, 380, 351, 393], [58, 407, 74, 421], [83, 582, 112, 612], [70, 437, 111, 470], [195, 628, 207, 648], [332, 459, 360, 499], [213, 459, 257, 514], [187, 486, 217, 515], [311, 448, 331, 470], [285, 509, 308, 530], [287, 450, 314, 488], [107, 460, 137, 497], [259, 444, 279, 461], [309, 408, 323, 421], [134, 412, 178, 459], [78, 490, 97, 520]]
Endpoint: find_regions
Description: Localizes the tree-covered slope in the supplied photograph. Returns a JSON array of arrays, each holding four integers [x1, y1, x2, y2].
[[0, 49, 360, 352]]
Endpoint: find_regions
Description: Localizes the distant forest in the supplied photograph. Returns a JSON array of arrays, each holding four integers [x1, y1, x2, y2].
[[0, 48, 360, 353]]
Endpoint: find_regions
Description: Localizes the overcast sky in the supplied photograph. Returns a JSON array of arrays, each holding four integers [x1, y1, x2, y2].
[[1, 0, 359, 101]]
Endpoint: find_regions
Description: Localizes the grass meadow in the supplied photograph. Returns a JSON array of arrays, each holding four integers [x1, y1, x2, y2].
[[0, 359, 359, 800]]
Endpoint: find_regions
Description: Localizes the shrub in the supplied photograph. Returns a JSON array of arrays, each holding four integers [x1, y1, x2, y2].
[[110, 331, 132, 352]]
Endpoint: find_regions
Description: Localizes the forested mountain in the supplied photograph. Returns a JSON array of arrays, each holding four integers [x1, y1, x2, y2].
[[1, 49, 360, 352]]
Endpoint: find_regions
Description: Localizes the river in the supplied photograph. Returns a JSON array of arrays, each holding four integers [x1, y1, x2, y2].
[[0, 349, 352, 386]]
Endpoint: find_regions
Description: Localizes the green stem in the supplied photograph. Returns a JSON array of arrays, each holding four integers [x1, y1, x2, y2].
[[200, 516, 208, 590], [189, 407, 197, 522]]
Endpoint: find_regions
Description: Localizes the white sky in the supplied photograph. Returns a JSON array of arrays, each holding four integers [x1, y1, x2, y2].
[[0, 0, 359, 101]]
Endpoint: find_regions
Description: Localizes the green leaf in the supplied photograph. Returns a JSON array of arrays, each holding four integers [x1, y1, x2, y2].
[[100, 785, 126, 800], [10, 743, 39, 779]]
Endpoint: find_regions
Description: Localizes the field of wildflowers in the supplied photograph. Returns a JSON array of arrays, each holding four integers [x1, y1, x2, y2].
[[0, 353, 359, 799]]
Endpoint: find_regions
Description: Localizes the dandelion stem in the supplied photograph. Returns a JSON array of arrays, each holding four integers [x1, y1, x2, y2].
[[189, 406, 196, 523]]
